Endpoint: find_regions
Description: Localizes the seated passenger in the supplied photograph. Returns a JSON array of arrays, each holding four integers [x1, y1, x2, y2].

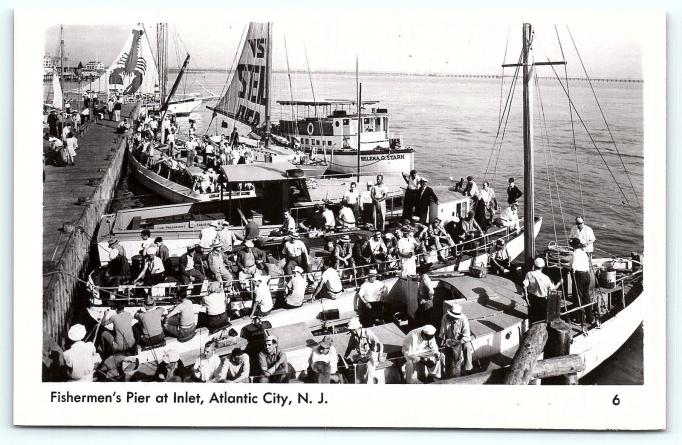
[[257, 335, 294, 383], [338, 200, 356, 229], [133, 297, 166, 348], [217, 347, 250, 383], [490, 239, 511, 275], [201, 281, 231, 331], [284, 266, 307, 309], [133, 246, 166, 287], [101, 301, 137, 357], [308, 336, 341, 383], [357, 269, 387, 325], [163, 295, 197, 341], [322, 201, 336, 229]]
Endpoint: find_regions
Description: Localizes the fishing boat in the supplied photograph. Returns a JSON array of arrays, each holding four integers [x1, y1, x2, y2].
[[207, 22, 414, 175]]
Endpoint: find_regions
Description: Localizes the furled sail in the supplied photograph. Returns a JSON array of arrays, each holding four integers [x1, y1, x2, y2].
[[85, 24, 159, 97], [51, 69, 63, 109], [210, 22, 271, 128]]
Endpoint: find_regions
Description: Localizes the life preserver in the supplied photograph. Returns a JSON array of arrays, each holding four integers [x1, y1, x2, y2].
[[307, 122, 314, 136]]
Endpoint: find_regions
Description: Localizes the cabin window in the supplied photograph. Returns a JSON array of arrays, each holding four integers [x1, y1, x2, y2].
[[327, 141, 332, 146], [343, 119, 349, 125], [364, 118, 370, 124], [335, 121, 340, 127], [316, 140, 320, 145]]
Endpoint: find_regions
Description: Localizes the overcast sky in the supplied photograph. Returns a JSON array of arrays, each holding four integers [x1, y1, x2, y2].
[[44, 12, 643, 79]]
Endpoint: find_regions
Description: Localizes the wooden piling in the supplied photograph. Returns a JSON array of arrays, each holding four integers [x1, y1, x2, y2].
[[503, 323, 548, 385]]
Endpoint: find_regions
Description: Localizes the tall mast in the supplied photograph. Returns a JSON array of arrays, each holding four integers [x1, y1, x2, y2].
[[522, 23, 535, 268], [264, 22, 273, 149], [356, 57, 361, 182], [157, 23, 168, 102], [59, 25, 65, 109]]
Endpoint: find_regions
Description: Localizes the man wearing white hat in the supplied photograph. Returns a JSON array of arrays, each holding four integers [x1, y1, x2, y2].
[[133, 245, 166, 286], [284, 266, 307, 308], [208, 242, 233, 284], [402, 324, 443, 383], [569, 217, 596, 259], [217, 220, 242, 252], [283, 233, 310, 275], [63, 324, 101, 381], [344, 317, 383, 384], [237, 239, 258, 284], [250, 273, 273, 317], [357, 269, 387, 325], [439, 304, 474, 378], [522, 257, 563, 324], [199, 221, 220, 251]]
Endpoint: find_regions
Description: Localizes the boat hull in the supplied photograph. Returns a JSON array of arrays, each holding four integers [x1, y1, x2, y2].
[[316, 148, 415, 175]]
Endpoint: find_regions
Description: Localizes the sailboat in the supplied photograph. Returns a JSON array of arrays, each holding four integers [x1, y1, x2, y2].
[[207, 22, 415, 175]]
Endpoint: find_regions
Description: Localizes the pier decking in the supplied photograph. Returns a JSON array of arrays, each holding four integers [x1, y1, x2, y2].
[[43, 104, 137, 346]]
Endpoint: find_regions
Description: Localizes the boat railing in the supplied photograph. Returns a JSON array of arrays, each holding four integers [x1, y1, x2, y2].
[[89, 221, 523, 304]]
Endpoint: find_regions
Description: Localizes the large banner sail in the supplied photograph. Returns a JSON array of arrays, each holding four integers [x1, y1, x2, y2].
[[51, 70, 63, 109], [85, 24, 159, 97], [212, 22, 270, 128]]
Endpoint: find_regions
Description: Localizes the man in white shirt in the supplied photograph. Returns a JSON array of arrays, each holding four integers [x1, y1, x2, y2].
[[218, 348, 250, 383], [569, 217, 596, 258], [311, 263, 343, 300], [308, 336, 340, 383], [397, 228, 420, 277], [322, 202, 336, 229], [193, 343, 222, 382], [500, 202, 521, 233], [199, 221, 220, 251], [360, 181, 374, 225], [63, 324, 101, 381], [570, 237, 596, 326], [250, 274, 273, 317], [402, 325, 443, 384], [185, 135, 198, 167], [338, 200, 356, 229], [401, 169, 422, 219], [277, 209, 297, 236], [522, 258, 563, 324], [357, 269, 387, 325], [367, 231, 388, 265], [283, 233, 310, 275], [342, 181, 360, 220], [371, 175, 389, 230], [463, 175, 479, 199], [217, 221, 241, 252], [284, 266, 307, 308]]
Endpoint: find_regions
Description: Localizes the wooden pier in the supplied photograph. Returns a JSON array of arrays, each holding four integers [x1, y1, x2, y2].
[[43, 103, 138, 347]]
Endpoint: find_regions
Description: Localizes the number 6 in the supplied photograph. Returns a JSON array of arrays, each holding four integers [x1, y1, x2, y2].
[[612, 394, 620, 406]]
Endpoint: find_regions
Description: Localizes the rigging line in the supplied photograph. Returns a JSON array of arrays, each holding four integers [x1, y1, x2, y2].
[[303, 45, 325, 138], [283, 34, 298, 137], [490, 58, 523, 187], [566, 26, 640, 205], [535, 72, 568, 241], [483, 50, 523, 182], [554, 25, 585, 219], [498, 26, 511, 127], [546, 60, 634, 210]]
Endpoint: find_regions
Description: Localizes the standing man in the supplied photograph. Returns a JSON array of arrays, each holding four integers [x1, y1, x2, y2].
[[507, 177, 523, 205], [360, 181, 374, 225], [185, 135, 198, 167], [439, 304, 474, 378], [402, 325, 443, 384], [570, 238, 596, 326], [217, 220, 242, 252], [106, 96, 114, 121], [463, 175, 479, 199], [569, 217, 596, 259], [401, 169, 422, 219], [199, 221, 220, 252], [153, 237, 169, 263], [371, 175, 389, 231], [522, 258, 563, 324], [357, 269, 387, 325], [414, 178, 438, 224], [113, 96, 122, 122], [342, 181, 360, 221], [244, 213, 260, 240], [415, 264, 435, 326]]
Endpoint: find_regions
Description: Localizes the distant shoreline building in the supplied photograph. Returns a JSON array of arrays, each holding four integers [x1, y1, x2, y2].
[[43, 53, 107, 82]]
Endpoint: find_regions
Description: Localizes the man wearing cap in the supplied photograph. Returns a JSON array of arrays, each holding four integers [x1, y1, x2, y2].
[[522, 258, 563, 324], [312, 262, 344, 301], [490, 239, 511, 275], [440, 304, 474, 378], [500, 202, 521, 233], [414, 178, 439, 224], [237, 239, 258, 283], [257, 335, 292, 383], [63, 324, 101, 381], [250, 274, 274, 317], [360, 181, 374, 225], [507, 177, 523, 205], [285, 266, 307, 308], [217, 220, 243, 252], [101, 301, 137, 357], [463, 175, 479, 199], [108, 238, 127, 261], [344, 317, 383, 384], [217, 347, 250, 383], [371, 174, 389, 231], [367, 231, 388, 268], [333, 235, 354, 272], [401, 169, 422, 219], [133, 246, 166, 286], [134, 297, 167, 348], [103, 248, 130, 289], [570, 237, 596, 326], [199, 221, 220, 251], [357, 269, 388, 325], [201, 281, 231, 331], [207, 242, 233, 285], [427, 218, 454, 261], [164, 294, 197, 340], [177, 245, 205, 298], [402, 325, 443, 383], [338, 199, 357, 229], [569, 217, 596, 259], [283, 233, 310, 275], [308, 336, 340, 383], [155, 349, 184, 382]]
